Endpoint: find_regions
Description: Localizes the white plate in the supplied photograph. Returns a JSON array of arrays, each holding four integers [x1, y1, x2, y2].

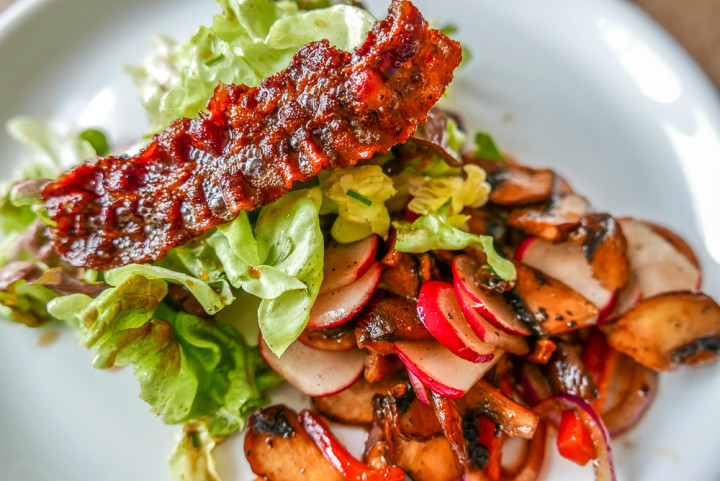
[[1, 0, 720, 480]]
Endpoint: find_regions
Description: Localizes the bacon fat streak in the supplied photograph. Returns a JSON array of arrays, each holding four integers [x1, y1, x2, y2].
[[42, 0, 462, 269]]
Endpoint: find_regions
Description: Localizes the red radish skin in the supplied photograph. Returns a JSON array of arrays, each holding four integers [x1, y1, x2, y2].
[[452, 255, 532, 337], [393, 339, 499, 398], [417, 281, 496, 363], [259, 336, 365, 397], [320, 235, 378, 295], [515, 237, 616, 315], [307, 261, 381, 329], [455, 287, 530, 355]]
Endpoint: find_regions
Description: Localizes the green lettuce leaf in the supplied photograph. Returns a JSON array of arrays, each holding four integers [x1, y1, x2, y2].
[[252, 188, 324, 355], [126, 0, 375, 133], [153, 188, 324, 356], [406, 164, 491, 226], [103, 264, 234, 315], [474, 131, 504, 162], [0, 117, 97, 242], [319, 165, 396, 243], [168, 421, 222, 481], [47, 274, 273, 434], [0, 278, 56, 327], [5, 116, 97, 180], [393, 211, 516, 281]]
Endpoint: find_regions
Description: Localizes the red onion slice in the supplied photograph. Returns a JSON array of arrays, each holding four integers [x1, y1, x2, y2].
[[533, 394, 616, 481], [602, 358, 658, 437], [408, 371, 431, 406]]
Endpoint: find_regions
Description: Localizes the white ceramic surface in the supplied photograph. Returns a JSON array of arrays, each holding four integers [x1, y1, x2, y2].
[[1, 0, 720, 480]]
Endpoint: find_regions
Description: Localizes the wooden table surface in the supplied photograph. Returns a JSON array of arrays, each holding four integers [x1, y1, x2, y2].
[[0, 0, 718, 90]]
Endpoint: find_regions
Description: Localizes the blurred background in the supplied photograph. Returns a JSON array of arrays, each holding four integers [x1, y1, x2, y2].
[[1, 0, 718, 90]]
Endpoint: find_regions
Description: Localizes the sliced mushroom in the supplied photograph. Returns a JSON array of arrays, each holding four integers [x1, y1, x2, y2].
[[507, 193, 590, 242], [244, 405, 344, 481], [570, 213, 629, 292], [544, 342, 599, 403], [606, 291, 720, 371], [511, 263, 599, 336], [355, 290, 431, 348], [457, 379, 539, 439], [364, 351, 405, 382], [298, 325, 357, 351], [378, 253, 421, 300], [313, 377, 400, 425], [391, 435, 464, 481], [466, 157, 555, 207]]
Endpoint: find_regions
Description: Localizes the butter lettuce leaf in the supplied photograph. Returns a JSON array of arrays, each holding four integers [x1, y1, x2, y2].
[[126, 0, 375, 133], [104, 264, 234, 315], [393, 211, 516, 281], [168, 421, 222, 481], [319, 165, 396, 243], [47, 274, 275, 434]]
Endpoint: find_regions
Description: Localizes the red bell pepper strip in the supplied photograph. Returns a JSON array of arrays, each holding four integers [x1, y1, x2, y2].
[[557, 410, 595, 466], [477, 415, 503, 481], [299, 410, 406, 481], [582, 329, 619, 413]]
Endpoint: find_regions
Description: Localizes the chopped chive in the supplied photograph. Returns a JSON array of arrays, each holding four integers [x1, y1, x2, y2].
[[190, 431, 201, 449], [205, 54, 225, 67], [346, 189, 372, 206], [474, 132, 504, 162], [79, 128, 109, 156]]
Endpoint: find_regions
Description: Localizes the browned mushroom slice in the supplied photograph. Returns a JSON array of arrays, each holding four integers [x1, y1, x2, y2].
[[507, 193, 590, 242], [378, 252, 421, 299], [457, 379, 539, 439], [545, 342, 599, 403], [606, 291, 720, 371], [391, 435, 464, 481], [428, 392, 469, 467], [398, 396, 444, 440], [511, 263, 599, 336], [313, 378, 400, 425], [355, 290, 431, 347], [465, 206, 509, 239], [244, 405, 344, 481], [466, 157, 555, 207], [298, 325, 357, 351], [364, 351, 405, 382], [570, 213, 629, 292]]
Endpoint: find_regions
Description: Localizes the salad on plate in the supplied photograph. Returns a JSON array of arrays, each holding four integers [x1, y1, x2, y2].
[[1, 0, 719, 480]]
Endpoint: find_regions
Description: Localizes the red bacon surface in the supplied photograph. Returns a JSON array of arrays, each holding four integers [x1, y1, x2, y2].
[[42, 0, 462, 269]]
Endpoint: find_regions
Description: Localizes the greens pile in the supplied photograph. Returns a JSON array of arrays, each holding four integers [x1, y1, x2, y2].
[[0, 0, 514, 479]]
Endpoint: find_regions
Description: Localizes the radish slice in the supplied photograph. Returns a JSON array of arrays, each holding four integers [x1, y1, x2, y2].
[[307, 261, 381, 329], [320, 235, 378, 295], [618, 218, 701, 298], [452, 255, 532, 336], [417, 281, 496, 363], [515, 237, 616, 315], [393, 339, 499, 398], [602, 271, 642, 323], [455, 287, 530, 355], [259, 336, 365, 397]]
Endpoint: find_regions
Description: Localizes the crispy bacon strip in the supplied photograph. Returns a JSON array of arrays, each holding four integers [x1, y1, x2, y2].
[[42, 0, 462, 269]]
